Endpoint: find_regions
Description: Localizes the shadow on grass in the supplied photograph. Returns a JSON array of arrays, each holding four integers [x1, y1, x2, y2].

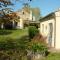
[[0, 35, 30, 60], [17, 35, 30, 46], [45, 51, 50, 56], [0, 30, 12, 35], [19, 35, 30, 41]]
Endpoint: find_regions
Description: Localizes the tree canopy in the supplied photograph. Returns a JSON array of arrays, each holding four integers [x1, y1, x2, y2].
[[0, 0, 32, 8], [0, 0, 32, 24], [0, 0, 13, 8]]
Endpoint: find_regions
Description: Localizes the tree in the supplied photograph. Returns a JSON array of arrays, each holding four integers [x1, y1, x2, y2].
[[0, 0, 32, 29], [32, 8, 41, 20], [0, 0, 32, 16], [0, 0, 32, 8], [1, 12, 19, 22], [0, 0, 33, 18], [2, 12, 21, 28], [0, 0, 13, 8]]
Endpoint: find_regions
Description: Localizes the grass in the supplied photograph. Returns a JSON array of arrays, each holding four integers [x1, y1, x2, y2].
[[0, 28, 28, 40], [0, 29, 60, 60], [0, 28, 29, 60], [45, 53, 60, 60]]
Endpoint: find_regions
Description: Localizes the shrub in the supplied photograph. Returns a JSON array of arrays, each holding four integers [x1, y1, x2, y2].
[[28, 26, 39, 39], [31, 42, 47, 55], [32, 33, 47, 45], [28, 41, 48, 56], [28, 34, 48, 56]]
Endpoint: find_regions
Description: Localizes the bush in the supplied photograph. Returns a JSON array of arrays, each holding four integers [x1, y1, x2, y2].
[[28, 41, 48, 56], [31, 42, 47, 55], [28, 26, 39, 39], [27, 40, 48, 60], [32, 33, 47, 45], [28, 34, 48, 56]]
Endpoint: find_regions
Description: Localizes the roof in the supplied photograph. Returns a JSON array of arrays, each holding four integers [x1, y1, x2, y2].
[[40, 8, 60, 22], [40, 12, 54, 22]]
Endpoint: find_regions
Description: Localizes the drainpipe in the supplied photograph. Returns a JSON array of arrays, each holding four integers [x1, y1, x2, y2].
[[54, 14, 56, 48]]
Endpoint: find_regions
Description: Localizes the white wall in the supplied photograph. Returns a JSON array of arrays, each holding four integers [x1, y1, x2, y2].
[[55, 11, 60, 49], [17, 19, 24, 29], [40, 10, 60, 49]]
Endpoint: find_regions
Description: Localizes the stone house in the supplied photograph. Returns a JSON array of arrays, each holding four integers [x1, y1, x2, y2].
[[40, 9, 60, 49], [12, 7, 37, 29], [0, 7, 36, 29]]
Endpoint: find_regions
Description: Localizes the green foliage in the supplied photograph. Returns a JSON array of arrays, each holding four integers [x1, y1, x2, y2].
[[28, 26, 48, 55], [28, 34, 48, 56], [0, 37, 16, 50], [28, 41, 48, 55], [0, 29, 48, 60], [0, 50, 28, 60], [0, 29, 28, 50], [0, 29, 28, 39], [0, 36, 29, 59], [28, 26, 39, 39], [0, 29, 29, 60], [33, 43, 47, 53]]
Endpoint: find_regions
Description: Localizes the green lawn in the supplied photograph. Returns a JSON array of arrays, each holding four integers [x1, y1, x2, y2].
[[45, 53, 60, 60], [0, 28, 29, 60], [0, 29, 60, 60], [0, 28, 28, 40]]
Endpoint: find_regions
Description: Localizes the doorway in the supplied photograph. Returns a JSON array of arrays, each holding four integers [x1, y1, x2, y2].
[[48, 23, 53, 47]]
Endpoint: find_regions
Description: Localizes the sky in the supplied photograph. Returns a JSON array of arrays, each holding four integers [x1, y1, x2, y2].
[[13, 0, 60, 16]]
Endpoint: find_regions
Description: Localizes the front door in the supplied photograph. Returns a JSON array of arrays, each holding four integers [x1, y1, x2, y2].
[[48, 23, 53, 47]]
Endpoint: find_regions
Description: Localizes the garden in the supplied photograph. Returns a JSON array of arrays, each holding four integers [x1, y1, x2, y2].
[[0, 27, 60, 60]]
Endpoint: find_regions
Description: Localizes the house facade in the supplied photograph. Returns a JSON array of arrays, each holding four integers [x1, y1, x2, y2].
[[40, 9, 60, 49], [13, 7, 36, 29], [0, 6, 36, 29]]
